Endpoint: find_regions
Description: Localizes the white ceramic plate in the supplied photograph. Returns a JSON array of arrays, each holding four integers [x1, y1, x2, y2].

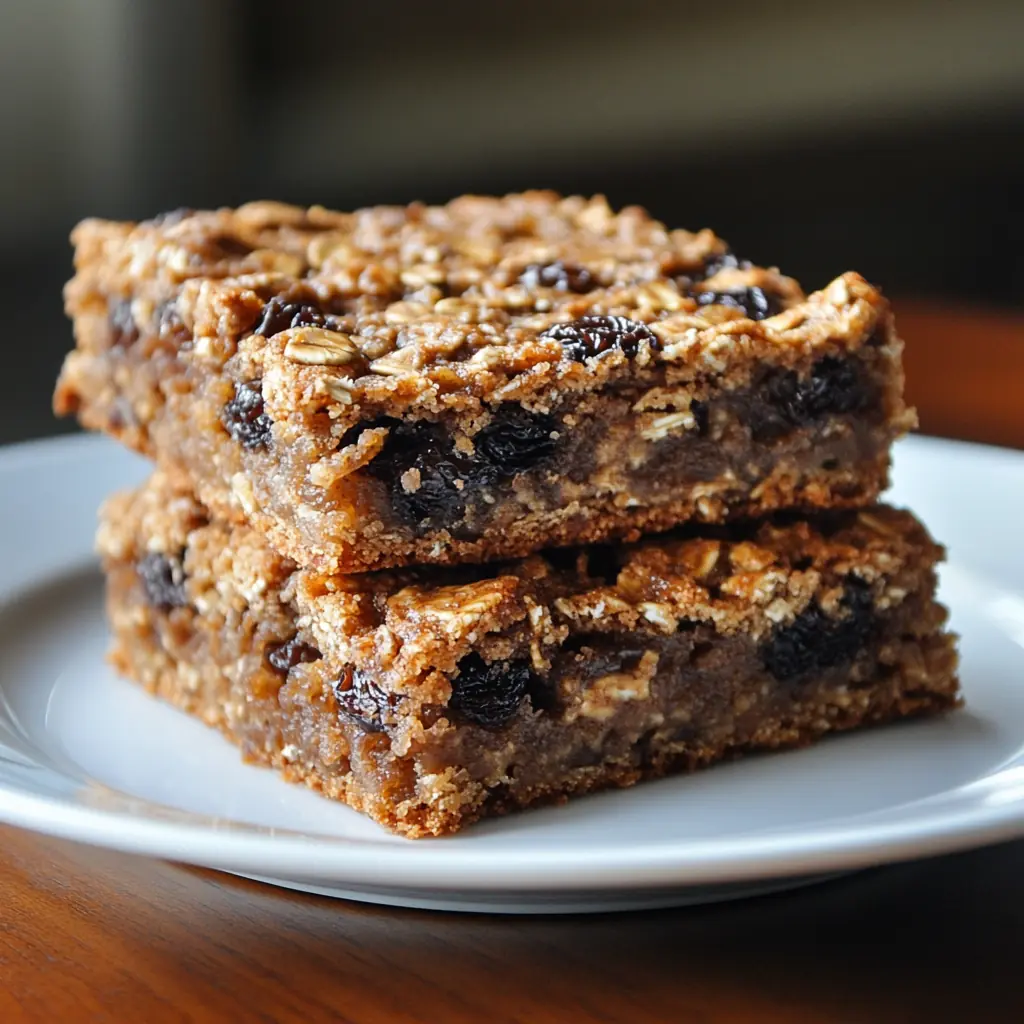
[[1, 434, 1023, 913]]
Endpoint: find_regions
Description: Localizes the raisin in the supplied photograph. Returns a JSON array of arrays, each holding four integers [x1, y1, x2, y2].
[[109, 298, 139, 348], [366, 420, 471, 530], [366, 408, 560, 529], [267, 636, 321, 674], [691, 400, 710, 437], [785, 357, 870, 418], [675, 250, 753, 288], [692, 287, 782, 321], [449, 654, 534, 729], [541, 315, 660, 362], [137, 552, 189, 611], [222, 381, 273, 450], [762, 578, 877, 681], [700, 250, 752, 278], [519, 260, 595, 293], [750, 357, 872, 440], [473, 405, 558, 477], [253, 296, 335, 337], [333, 667, 398, 732]]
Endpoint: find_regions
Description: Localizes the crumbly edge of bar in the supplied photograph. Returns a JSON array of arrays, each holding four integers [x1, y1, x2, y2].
[[98, 474, 960, 836], [162, 446, 895, 575]]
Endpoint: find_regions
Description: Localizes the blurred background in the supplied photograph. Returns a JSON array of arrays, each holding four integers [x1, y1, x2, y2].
[[3, 0, 1023, 445]]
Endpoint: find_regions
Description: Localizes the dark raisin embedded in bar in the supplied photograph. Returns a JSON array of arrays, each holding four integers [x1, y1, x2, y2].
[[98, 472, 960, 838], [59, 193, 914, 573]]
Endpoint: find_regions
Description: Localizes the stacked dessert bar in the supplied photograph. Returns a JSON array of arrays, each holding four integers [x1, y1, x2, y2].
[[55, 193, 960, 837]]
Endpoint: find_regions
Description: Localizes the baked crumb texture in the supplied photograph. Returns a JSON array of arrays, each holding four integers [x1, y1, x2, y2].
[[99, 472, 959, 838], [59, 193, 915, 573]]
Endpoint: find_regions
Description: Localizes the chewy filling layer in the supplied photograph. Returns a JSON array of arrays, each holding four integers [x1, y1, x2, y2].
[[290, 355, 884, 538], [127, 552, 947, 812]]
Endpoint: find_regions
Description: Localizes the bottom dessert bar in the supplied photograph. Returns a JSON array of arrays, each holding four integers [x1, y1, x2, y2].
[[98, 473, 960, 838]]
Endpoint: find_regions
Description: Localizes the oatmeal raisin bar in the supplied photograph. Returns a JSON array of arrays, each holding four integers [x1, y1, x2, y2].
[[99, 471, 959, 838], [61, 193, 914, 573]]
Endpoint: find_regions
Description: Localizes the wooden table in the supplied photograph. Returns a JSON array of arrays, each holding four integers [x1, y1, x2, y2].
[[4, 303, 1023, 1023], [899, 302, 1024, 450]]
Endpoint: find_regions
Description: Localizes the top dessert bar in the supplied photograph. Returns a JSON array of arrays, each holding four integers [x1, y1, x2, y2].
[[56, 192, 914, 573]]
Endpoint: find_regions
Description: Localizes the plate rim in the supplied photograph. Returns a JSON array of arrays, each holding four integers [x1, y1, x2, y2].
[[1, 773, 1024, 893]]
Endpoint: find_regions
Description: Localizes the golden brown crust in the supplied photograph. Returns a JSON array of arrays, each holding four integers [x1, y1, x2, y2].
[[59, 194, 897, 427]]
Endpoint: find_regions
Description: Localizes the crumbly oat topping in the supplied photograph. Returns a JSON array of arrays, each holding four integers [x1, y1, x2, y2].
[[64, 191, 894, 427]]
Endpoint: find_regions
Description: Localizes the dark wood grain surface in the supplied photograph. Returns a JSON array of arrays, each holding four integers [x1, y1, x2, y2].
[[2, 825, 1022, 1023], [2, 303, 1023, 1023]]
